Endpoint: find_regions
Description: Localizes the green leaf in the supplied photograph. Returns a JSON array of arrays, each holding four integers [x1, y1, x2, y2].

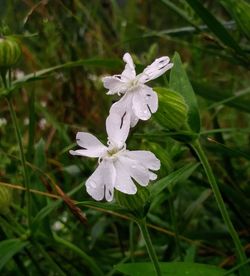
[[115, 262, 229, 276], [0, 58, 122, 98], [192, 81, 250, 113], [220, 0, 250, 40], [186, 0, 243, 55], [150, 162, 200, 197], [77, 201, 128, 213], [183, 189, 212, 222], [169, 52, 201, 133], [161, 0, 198, 28], [0, 239, 29, 271]]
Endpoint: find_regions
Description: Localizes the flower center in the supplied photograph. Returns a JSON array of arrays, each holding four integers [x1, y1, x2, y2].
[[128, 78, 139, 89], [98, 143, 126, 163], [107, 146, 120, 156]]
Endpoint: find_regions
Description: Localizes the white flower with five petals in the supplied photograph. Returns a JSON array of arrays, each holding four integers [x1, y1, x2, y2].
[[70, 113, 160, 202], [102, 53, 173, 127]]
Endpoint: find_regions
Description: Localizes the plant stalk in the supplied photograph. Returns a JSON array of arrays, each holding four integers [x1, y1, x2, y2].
[[190, 140, 246, 264], [7, 97, 32, 229], [136, 218, 162, 276], [1, 71, 32, 230]]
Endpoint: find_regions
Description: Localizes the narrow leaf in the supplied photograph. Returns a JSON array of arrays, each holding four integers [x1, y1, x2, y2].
[[170, 52, 201, 133], [192, 81, 250, 113], [0, 239, 29, 271], [150, 162, 200, 197], [186, 0, 243, 55], [115, 262, 228, 276]]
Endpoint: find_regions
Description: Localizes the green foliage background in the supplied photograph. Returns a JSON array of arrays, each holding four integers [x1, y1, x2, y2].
[[0, 0, 249, 275]]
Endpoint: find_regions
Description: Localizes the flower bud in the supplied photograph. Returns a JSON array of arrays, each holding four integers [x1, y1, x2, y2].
[[0, 36, 21, 69], [0, 186, 12, 214], [115, 186, 151, 219], [154, 87, 188, 130]]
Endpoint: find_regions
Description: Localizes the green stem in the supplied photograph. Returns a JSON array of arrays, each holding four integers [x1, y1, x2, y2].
[[0, 69, 8, 88], [190, 140, 246, 264], [27, 89, 35, 162], [2, 70, 32, 230], [136, 218, 162, 276], [7, 97, 32, 229]]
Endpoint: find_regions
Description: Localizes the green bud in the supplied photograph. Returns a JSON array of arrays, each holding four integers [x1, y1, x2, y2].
[[0, 186, 12, 214], [0, 36, 22, 70], [115, 186, 151, 219], [154, 87, 188, 130]]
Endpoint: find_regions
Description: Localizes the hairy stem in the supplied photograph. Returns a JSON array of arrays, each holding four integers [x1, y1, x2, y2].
[[191, 140, 246, 265], [136, 218, 162, 276], [7, 97, 32, 229], [1, 71, 32, 230]]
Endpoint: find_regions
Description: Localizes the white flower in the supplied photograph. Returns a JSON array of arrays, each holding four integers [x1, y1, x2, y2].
[[102, 53, 173, 127], [70, 113, 160, 202]]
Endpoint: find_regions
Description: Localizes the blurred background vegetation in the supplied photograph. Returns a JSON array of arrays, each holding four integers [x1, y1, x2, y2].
[[0, 0, 249, 275]]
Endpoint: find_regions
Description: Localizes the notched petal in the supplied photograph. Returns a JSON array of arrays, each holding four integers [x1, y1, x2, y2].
[[71, 132, 107, 158], [132, 86, 158, 121], [114, 159, 137, 194], [126, 150, 161, 171], [138, 56, 173, 83], [122, 53, 136, 80], [86, 160, 116, 201], [106, 111, 130, 148], [102, 76, 126, 95], [119, 155, 150, 187]]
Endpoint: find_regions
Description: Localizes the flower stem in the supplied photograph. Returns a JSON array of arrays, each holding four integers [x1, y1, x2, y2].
[[1, 71, 32, 230], [190, 140, 247, 264], [7, 97, 32, 229], [136, 218, 162, 276]]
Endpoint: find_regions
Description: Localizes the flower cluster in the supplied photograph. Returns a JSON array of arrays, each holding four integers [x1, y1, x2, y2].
[[70, 53, 173, 201]]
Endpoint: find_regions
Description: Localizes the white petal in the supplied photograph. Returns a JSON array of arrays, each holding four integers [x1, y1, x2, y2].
[[121, 53, 136, 80], [102, 76, 127, 95], [70, 132, 107, 158], [138, 56, 173, 83], [113, 159, 137, 194], [119, 155, 150, 186], [130, 114, 139, 127], [86, 160, 116, 201], [149, 172, 157, 181], [126, 150, 161, 171], [106, 111, 130, 148], [132, 86, 158, 120], [109, 93, 137, 128]]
